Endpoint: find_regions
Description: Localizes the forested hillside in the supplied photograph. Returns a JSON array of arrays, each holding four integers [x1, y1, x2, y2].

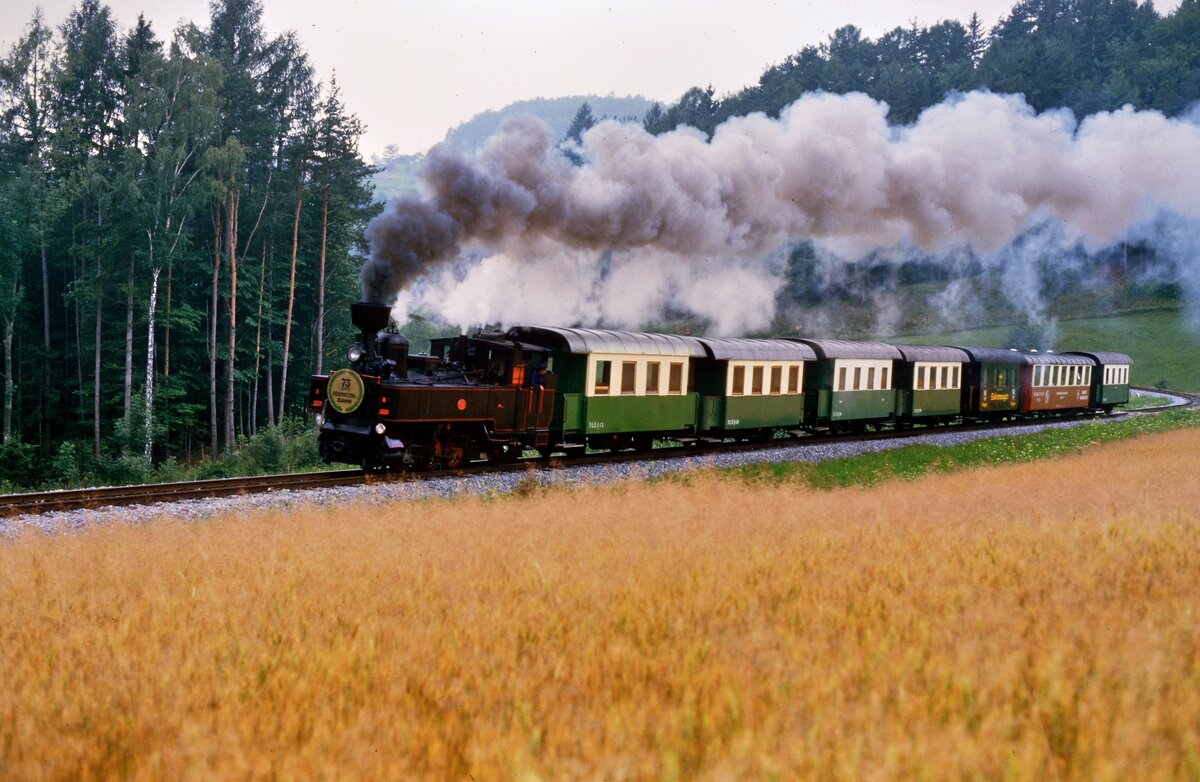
[[643, 0, 1200, 135], [0, 0, 376, 487]]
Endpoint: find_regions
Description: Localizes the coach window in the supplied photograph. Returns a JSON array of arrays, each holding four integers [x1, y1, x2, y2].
[[788, 365, 800, 394], [853, 367, 862, 391], [867, 367, 876, 390], [594, 360, 611, 395], [621, 361, 637, 395], [881, 366, 889, 389], [646, 362, 661, 395], [668, 362, 684, 394], [940, 366, 948, 389], [770, 366, 782, 395], [731, 365, 745, 396], [752, 366, 764, 395], [952, 366, 959, 388], [838, 367, 847, 392], [917, 366, 925, 390]]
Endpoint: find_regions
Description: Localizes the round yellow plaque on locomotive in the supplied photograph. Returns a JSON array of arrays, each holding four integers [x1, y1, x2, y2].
[[327, 368, 365, 414]]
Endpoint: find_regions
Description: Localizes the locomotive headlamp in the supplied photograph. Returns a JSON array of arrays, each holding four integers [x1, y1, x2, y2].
[[348, 345, 365, 363], [374, 423, 387, 435], [315, 413, 326, 428]]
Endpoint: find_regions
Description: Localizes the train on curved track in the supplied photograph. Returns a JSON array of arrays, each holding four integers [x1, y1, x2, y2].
[[308, 301, 1133, 470]]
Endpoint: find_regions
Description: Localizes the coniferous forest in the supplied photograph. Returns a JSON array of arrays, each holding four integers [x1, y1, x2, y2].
[[1, 0, 1198, 489], [0, 0, 376, 488]]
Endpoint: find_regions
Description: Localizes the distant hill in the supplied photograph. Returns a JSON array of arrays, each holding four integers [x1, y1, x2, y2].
[[371, 94, 652, 202], [438, 95, 652, 152]]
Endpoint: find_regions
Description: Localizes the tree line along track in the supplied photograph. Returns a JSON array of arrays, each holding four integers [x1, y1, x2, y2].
[[1, 386, 1195, 520]]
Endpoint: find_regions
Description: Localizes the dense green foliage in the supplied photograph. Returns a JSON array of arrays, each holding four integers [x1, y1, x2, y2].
[[645, 0, 1200, 135], [0, 0, 376, 489], [727, 408, 1200, 488]]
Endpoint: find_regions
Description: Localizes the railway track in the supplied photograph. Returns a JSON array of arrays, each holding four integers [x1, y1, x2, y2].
[[0, 470, 363, 519], [2, 386, 1196, 520]]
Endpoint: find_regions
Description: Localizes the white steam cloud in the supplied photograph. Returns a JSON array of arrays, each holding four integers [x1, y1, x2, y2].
[[364, 90, 1200, 335]]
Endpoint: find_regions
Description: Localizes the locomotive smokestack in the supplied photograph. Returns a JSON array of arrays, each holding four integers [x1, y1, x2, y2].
[[351, 301, 392, 358]]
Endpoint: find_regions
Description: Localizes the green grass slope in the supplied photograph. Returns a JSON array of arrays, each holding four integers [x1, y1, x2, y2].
[[889, 308, 1199, 392]]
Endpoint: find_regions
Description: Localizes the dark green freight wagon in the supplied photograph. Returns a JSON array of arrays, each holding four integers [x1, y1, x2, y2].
[[1067, 350, 1133, 412], [689, 338, 816, 436], [793, 340, 902, 431], [508, 326, 706, 449], [893, 345, 970, 424]]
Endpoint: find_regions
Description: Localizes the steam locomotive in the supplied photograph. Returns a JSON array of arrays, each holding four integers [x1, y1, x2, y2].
[[308, 301, 1133, 470]]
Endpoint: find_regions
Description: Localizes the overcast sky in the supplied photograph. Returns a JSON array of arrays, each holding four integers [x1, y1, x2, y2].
[[3, 0, 1183, 158]]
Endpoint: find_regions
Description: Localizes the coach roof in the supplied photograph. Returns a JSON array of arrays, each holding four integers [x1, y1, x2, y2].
[[894, 345, 971, 363], [1065, 350, 1134, 365], [1023, 351, 1095, 365], [791, 339, 904, 360], [949, 346, 1032, 364], [695, 337, 817, 361], [506, 326, 707, 357]]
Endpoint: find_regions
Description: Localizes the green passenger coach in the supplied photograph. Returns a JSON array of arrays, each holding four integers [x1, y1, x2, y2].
[[795, 339, 902, 431], [690, 338, 817, 436], [508, 326, 706, 449], [1067, 350, 1133, 412], [893, 345, 970, 425]]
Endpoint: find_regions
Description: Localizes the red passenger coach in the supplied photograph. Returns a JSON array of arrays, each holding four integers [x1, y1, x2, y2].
[[1019, 352, 1094, 413]]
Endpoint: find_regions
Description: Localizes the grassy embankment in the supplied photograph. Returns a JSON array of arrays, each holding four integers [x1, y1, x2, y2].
[[3, 413, 1200, 780], [888, 307, 1200, 392], [731, 408, 1200, 488]]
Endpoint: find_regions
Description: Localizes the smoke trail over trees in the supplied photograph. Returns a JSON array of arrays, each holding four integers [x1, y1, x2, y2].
[[363, 91, 1200, 334]]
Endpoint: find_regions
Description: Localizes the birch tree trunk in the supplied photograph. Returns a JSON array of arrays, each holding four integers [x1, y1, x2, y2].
[[164, 260, 172, 379], [123, 254, 135, 424], [278, 192, 301, 425], [317, 184, 329, 375], [210, 211, 220, 457], [266, 241, 275, 426], [93, 258, 103, 457], [225, 191, 239, 453], [3, 311, 13, 445], [251, 244, 266, 435], [144, 267, 160, 459], [41, 235, 49, 447]]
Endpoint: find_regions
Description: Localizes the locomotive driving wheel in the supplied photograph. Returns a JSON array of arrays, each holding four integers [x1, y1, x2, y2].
[[441, 435, 468, 470], [430, 429, 476, 470]]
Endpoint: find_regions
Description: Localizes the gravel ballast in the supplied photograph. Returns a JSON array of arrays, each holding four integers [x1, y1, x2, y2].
[[0, 391, 1181, 538]]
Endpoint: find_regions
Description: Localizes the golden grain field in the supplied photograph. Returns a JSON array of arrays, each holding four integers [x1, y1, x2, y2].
[[2, 430, 1200, 781]]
